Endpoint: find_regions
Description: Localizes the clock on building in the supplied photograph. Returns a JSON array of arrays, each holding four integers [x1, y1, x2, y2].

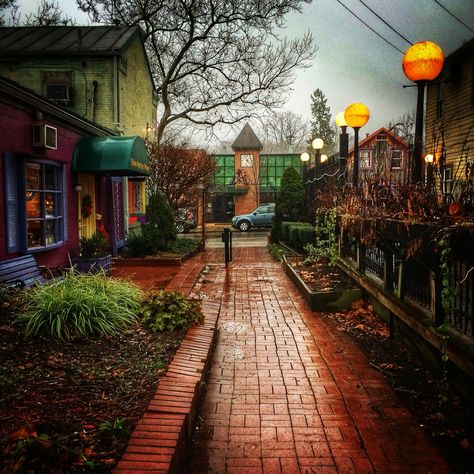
[[240, 154, 253, 167]]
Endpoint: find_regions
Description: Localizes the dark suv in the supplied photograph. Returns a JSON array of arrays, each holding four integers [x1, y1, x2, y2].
[[231, 203, 275, 231]]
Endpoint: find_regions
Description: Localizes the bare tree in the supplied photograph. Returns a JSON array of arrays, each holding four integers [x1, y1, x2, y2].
[[1, 0, 74, 26], [146, 141, 216, 211], [24, 1, 75, 26], [261, 110, 310, 153], [0, 0, 17, 25], [387, 111, 415, 143], [77, 0, 316, 144]]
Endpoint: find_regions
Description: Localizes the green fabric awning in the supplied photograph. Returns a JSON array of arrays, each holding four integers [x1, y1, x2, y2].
[[72, 136, 150, 176]]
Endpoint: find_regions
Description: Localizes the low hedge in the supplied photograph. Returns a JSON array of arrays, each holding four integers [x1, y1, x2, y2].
[[282, 221, 316, 249]]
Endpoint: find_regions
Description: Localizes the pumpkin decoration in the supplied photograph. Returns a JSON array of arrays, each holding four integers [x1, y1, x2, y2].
[[81, 194, 93, 218]]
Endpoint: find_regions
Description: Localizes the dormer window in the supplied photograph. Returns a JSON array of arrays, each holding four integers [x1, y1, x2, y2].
[[43, 71, 72, 105]]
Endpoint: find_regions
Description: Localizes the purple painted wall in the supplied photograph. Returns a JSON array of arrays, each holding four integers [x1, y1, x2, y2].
[[0, 100, 108, 269]]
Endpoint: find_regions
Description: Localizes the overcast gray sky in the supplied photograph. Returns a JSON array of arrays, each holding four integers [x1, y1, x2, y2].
[[16, 0, 474, 141]]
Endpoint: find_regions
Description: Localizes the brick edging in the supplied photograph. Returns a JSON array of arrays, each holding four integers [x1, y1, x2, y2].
[[114, 299, 220, 473]]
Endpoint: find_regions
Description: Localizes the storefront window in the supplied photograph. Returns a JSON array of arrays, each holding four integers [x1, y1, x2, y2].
[[24, 161, 64, 249], [128, 179, 146, 224]]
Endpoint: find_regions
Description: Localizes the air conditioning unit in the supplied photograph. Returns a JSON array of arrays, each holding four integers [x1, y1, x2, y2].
[[33, 123, 57, 149], [45, 84, 71, 103]]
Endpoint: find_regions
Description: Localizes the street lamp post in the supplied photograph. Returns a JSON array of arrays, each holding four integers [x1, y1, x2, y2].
[[335, 111, 349, 175], [402, 41, 444, 183], [344, 103, 370, 187], [312, 138, 324, 167], [197, 183, 206, 248], [425, 153, 434, 189]]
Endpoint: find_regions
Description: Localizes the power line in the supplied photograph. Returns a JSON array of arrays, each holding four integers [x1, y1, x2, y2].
[[356, 0, 413, 45], [432, 0, 474, 34], [334, 0, 405, 54]]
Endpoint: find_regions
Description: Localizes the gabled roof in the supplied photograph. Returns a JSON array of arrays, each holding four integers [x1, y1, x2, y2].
[[0, 26, 141, 56], [231, 123, 263, 151], [348, 127, 409, 155]]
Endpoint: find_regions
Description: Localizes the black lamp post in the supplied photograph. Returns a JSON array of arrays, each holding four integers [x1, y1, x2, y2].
[[402, 41, 444, 184], [197, 184, 206, 248], [344, 103, 370, 187], [335, 111, 349, 176]]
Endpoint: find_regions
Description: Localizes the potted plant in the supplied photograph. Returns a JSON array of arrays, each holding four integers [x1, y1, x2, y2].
[[72, 225, 112, 274]]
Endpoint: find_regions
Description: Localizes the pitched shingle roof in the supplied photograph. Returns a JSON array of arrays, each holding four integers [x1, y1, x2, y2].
[[0, 26, 140, 56], [231, 123, 263, 151]]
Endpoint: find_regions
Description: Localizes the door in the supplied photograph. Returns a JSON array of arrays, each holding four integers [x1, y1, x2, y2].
[[77, 174, 96, 239]]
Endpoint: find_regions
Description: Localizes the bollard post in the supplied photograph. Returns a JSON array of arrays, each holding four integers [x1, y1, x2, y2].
[[222, 227, 231, 267]]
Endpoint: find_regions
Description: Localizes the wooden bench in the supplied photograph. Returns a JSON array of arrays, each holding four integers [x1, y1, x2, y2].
[[0, 255, 58, 289]]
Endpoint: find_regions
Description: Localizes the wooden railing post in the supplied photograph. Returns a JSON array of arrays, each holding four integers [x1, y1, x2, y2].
[[357, 242, 366, 273]]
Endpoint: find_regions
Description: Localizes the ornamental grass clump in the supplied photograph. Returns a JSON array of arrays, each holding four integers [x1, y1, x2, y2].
[[17, 271, 143, 341], [139, 290, 203, 332]]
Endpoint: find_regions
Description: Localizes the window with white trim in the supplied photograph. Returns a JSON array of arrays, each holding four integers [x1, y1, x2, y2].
[[360, 149, 372, 168], [442, 166, 453, 195], [390, 150, 403, 169]]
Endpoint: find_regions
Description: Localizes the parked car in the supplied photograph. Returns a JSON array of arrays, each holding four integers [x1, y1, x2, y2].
[[231, 203, 275, 232], [175, 208, 197, 233]]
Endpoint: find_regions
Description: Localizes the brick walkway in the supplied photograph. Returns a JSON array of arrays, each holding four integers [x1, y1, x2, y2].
[[189, 249, 451, 473]]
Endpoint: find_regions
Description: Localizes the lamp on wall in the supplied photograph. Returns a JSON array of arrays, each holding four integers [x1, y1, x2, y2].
[[74, 184, 82, 192]]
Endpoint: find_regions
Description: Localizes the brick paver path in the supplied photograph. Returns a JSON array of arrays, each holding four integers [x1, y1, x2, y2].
[[189, 248, 450, 473]]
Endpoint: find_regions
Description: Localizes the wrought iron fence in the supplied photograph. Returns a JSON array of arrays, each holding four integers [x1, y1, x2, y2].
[[447, 260, 473, 336], [366, 245, 384, 280], [405, 258, 431, 310], [340, 233, 473, 337]]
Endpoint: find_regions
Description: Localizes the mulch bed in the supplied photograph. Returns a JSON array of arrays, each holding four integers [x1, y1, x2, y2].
[[0, 313, 185, 473], [287, 256, 356, 292]]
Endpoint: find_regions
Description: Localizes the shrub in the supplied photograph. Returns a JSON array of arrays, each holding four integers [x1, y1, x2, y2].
[[125, 225, 165, 256], [168, 238, 200, 254], [139, 290, 203, 332], [304, 209, 339, 266], [17, 271, 143, 341], [271, 166, 305, 242], [80, 232, 109, 258], [287, 223, 314, 248], [281, 221, 302, 241], [146, 192, 177, 247]]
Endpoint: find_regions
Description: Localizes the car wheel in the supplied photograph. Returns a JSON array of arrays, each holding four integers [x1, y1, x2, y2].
[[239, 220, 250, 232], [176, 223, 185, 233]]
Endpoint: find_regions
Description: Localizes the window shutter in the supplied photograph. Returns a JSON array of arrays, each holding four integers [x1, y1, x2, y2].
[[62, 166, 68, 241], [3, 153, 20, 253]]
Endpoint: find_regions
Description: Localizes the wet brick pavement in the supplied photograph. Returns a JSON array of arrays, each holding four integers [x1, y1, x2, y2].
[[188, 248, 450, 473]]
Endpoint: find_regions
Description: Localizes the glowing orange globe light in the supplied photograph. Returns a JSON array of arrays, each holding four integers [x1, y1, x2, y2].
[[344, 103, 370, 129], [402, 41, 444, 82]]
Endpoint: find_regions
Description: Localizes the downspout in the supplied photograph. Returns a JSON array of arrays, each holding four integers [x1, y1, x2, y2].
[[91, 80, 98, 123]]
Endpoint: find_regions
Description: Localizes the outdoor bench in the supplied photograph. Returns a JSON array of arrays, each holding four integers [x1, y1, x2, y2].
[[0, 254, 62, 289]]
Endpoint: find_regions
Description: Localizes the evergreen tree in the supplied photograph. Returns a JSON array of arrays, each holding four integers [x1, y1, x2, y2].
[[146, 192, 177, 249], [309, 89, 336, 154], [271, 166, 305, 242]]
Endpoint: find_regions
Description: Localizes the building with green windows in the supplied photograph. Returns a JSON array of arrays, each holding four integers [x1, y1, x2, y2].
[[210, 124, 302, 222]]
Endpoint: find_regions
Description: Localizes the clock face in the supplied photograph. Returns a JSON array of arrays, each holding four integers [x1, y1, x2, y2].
[[241, 154, 253, 167]]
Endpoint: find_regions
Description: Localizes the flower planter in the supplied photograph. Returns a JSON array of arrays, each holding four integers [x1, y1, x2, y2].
[[283, 256, 362, 312], [72, 255, 112, 275]]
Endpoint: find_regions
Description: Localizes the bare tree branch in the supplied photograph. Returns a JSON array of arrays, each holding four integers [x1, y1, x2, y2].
[[77, 0, 316, 143]]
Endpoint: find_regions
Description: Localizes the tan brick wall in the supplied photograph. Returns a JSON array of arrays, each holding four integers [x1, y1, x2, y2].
[[119, 38, 156, 137], [0, 35, 156, 137]]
